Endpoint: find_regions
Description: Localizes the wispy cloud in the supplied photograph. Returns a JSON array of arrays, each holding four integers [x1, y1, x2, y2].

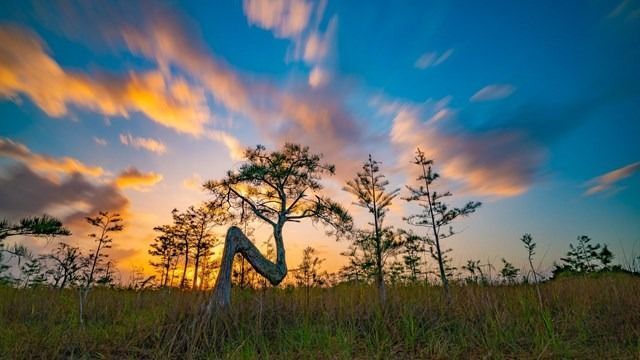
[[115, 167, 163, 191], [414, 49, 454, 69], [93, 137, 108, 146], [204, 130, 245, 161], [119, 133, 167, 155], [585, 161, 640, 195], [0, 137, 104, 177], [243, 0, 313, 38], [243, 0, 336, 88], [385, 98, 544, 197], [0, 24, 210, 135], [470, 84, 516, 102]]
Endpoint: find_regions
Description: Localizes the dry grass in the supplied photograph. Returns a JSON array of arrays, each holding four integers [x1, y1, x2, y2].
[[1, 273, 639, 359]]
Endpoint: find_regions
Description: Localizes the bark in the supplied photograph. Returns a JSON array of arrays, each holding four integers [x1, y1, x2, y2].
[[209, 226, 287, 310]]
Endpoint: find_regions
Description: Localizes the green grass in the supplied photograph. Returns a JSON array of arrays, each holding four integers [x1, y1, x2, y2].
[[1, 274, 639, 359]]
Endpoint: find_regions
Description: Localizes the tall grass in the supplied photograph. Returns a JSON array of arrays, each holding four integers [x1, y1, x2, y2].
[[1, 274, 638, 359]]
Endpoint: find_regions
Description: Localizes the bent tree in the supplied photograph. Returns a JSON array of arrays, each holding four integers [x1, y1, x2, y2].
[[205, 144, 351, 309]]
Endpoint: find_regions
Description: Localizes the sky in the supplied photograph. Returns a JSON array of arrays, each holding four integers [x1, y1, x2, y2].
[[1, 0, 639, 281]]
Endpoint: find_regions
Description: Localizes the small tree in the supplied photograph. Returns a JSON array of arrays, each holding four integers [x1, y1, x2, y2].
[[344, 155, 401, 304], [500, 258, 519, 285], [187, 204, 227, 290], [400, 230, 425, 283], [520, 234, 539, 283], [79, 211, 123, 324], [149, 225, 179, 287], [597, 245, 614, 270], [404, 148, 481, 300], [205, 144, 351, 309], [462, 259, 486, 285], [294, 246, 326, 305], [559, 235, 601, 273], [46, 242, 83, 289]]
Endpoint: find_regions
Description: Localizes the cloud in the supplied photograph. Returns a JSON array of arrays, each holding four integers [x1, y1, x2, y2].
[[93, 137, 108, 146], [0, 24, 210, 135], [20, 3, 365, 173], [470, 84, 516, 102], [387, 99, 544, 197], [243, 0, 313, 38], [0, 137, 104, 177], [414, 49, 454, 69], [204, 130, 246, 161], [308, 66, 329, 88], [0, 165, 128, 225], [183, 173, 204, 191], [585, 161, 640, 195], [115, 167, 163, 191], [115, 9, 365, 172], [242, 0, 335, 88], [119, 133, 167, 154]]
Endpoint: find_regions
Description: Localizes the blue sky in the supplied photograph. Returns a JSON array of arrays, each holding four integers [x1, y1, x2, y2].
[[1, 0, 639, 276]]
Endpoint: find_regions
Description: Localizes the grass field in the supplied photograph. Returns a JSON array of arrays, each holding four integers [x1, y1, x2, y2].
[[1, 273, 638, 359]]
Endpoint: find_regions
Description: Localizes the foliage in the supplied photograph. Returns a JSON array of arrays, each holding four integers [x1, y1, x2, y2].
[[554, 235, 615, 276], [500, 258, 519, 284], [0, 215, 70, 240], [403, 148, 481, 296], [343, 154, 400, 302]]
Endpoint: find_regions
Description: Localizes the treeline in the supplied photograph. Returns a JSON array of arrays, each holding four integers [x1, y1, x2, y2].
[[2, 143, 639, 298]]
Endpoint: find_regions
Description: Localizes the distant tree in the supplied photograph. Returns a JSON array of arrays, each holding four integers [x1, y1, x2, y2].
[[205, 144, 351, 309], [79, 211, 124, 324], [149, 225, 179, 287], [187, 204, 227, 290], [387, 260, 406, 285], [169, 209, 194, 289], [45, 242, 83, 289], [597, 245, 614, 270], [462, 259, 486, 285], [344, 154, 401, 304], [559, 235, 601, 273], [295, 246, 326, 304], [400, 230, 425, 283], [500, 258, 519, 285], [404, 148, 481, 301], [338, 244, 369, 283]]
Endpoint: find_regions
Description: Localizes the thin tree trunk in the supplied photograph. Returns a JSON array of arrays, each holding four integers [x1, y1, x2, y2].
[[180, 242, 189, 288], [208, 226, 287, 310]]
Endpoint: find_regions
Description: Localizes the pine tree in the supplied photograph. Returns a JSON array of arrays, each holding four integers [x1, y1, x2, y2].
[[344, 155, 401, 303], [404, 148, 481, 300]]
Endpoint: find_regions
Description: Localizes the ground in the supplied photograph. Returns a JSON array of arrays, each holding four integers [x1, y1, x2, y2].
[[0, 274, 638, 359]]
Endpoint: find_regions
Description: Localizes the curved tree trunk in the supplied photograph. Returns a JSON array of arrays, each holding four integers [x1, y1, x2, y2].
[[208, 226, 287, 310]]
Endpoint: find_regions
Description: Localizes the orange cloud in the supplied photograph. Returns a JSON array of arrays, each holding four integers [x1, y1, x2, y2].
[[0, 24, 209, 135], [0, 137, 104, 177], [204, 130, 246, 161], [115, 167, 163, 191], [119, 133, 167, 155], [585, 161, 640, 195]]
